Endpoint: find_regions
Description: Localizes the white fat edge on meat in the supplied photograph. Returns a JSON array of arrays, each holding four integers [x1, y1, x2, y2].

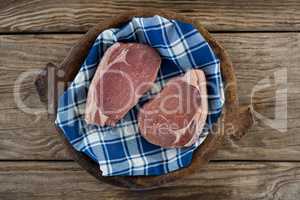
[[169, 70, 208, 147], [183, 70, 208, 147], [86, 43, 137, 125]]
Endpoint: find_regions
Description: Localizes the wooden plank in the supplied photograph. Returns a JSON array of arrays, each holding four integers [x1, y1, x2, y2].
[[0, 0, 300, 33], [0, 33, 299, 160], [0, 161, 299, 199], [215, 32, 300, 160]]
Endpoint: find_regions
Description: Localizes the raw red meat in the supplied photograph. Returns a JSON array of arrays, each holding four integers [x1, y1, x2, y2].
[[138, 70, 208, 148], [85, 42, 161, 126]]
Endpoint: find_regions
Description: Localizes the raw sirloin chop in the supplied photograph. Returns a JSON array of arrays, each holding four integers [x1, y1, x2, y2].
[[85, 42, 161, 126], [138, 70, 208, 148]]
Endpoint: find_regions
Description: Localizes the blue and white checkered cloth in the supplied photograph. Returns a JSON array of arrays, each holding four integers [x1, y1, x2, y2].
[[55, 15, 224, 176]]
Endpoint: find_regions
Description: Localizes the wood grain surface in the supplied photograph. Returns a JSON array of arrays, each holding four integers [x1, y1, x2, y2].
[[0, 161, 299, 200], [0, 33, 299, 161], [0, 0, 299, 198], [0, 0, 300, 33]]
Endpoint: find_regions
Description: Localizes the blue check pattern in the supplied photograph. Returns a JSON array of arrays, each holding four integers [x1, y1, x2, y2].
[[55, 16, 224, 176]]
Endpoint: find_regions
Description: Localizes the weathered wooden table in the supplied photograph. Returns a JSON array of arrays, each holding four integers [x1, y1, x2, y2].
[[0, 0, 299, 199]]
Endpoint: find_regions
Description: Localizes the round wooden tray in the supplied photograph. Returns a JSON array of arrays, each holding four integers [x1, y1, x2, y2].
[[35, 10, 254, 190]]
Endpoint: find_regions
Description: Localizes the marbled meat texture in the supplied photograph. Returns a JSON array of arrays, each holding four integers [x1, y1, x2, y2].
[[138, 70, 208, 148], [85, 42, 161, 126]]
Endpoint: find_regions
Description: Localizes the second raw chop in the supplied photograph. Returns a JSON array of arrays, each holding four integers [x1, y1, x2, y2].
[[138, 70, 208, 147]]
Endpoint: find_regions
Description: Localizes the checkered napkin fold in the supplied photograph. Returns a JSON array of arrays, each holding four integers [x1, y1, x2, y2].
[[55, 15, 224, 176]]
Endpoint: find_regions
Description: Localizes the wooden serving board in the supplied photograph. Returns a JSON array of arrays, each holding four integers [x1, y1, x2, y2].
[[35, 10, 253, 190]]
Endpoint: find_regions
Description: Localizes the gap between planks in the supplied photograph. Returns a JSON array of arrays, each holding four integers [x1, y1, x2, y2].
[[1, 30, 300, 36], [1, 160, 300, 163]]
